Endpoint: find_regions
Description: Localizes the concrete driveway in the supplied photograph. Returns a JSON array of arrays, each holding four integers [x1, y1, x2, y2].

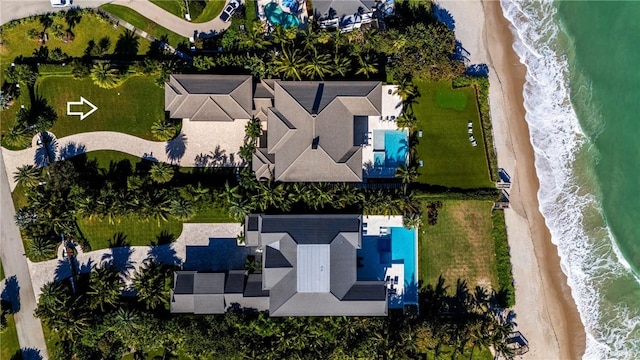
[[0, 0, 112, 25]]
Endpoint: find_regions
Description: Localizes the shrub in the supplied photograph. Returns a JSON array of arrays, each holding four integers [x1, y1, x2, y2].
[[492, 209, 515, 307]]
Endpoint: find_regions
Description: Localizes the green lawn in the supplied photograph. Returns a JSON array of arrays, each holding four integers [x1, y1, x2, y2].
[[36, 75, 163, 139], [42, 324, 61, 359], [194, 0, 226, 23], [0, 12, 151, 83], [100, 4, 186, 48], [413, 80, 493, 189], [150, 0, 185, 19], [0, 314, 20, 360], [419, 200, 498, 289], [0, 259, 4, 280]]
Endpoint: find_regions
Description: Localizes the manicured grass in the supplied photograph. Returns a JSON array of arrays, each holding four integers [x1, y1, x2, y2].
[[0, 314, 20, 360], [423, 345, 493, 360], [0, 259, 4, 280], [78, 215, 185, 249], [100, 4, 186, 48], [150, 0, 185, 19], [413, 80, 493, 189], [419, 200, 498, 289], [36, 75, 163, 139], [0, 12, 151, 83], [194, 0, 226, 23]]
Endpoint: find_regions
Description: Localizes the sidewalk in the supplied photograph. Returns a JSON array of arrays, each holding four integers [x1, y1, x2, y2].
[[0, 153, 49, 359]]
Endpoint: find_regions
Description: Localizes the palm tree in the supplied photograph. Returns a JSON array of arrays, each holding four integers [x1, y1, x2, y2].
[[132, 259, 170, 310], [355, 53, 379, 78], [303, 50, 332, 80], [3, 125, 32, 148], [87, 263, 123, 311], [114, 29, 140, 57], [395, 165, 418, 184], [271, 25, 297, 49], [393, 77, 418, 101], [242, 22, 272, 50], [151, 119, 177, 141], [90, 63, 121, 89], [13, 165, 42, 188], [149, 162, 174, 184], [395, 112, 418, 129], [273, 48, 306, 81], [169, 197, 195, 221], [26, 237, 58, 261], [331, 55, 352, 77], [299, 28, 317, 52], [146, 193, 172, 225], [402, 212, 422, 230]]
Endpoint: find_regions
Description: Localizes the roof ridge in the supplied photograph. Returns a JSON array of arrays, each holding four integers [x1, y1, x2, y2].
[[229, 76, 253, 117]]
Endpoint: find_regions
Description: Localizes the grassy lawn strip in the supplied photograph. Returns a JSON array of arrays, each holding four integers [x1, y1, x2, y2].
[[419, 200, 497, 288], [413, 80, 493, 189], [0, 12, 151, 83], [100, 4, 186, 48], [38, 75, 163, 139], [423, 345, 493, 360], [75, 150, 233, 250], [150, 0, 185, 18], [492, 209, 515, 306], [0, 259, 4, 280], [195, 0, 226, 23], [0, 314, 21, 360]]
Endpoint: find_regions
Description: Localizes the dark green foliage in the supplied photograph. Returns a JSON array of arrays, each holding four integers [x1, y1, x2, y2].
[[492, 210, 515, 307], [187, 0, 207, 20]]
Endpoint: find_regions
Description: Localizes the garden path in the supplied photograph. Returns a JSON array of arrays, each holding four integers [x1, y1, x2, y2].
[[111, 0, 233, 37], [28, 223, 242, 301]]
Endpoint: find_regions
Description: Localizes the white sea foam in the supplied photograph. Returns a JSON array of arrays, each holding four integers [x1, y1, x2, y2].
[[499, 0, 640, 358]]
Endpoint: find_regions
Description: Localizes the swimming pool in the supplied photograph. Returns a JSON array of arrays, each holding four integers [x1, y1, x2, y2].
[[372, 129, 408, 168], [264, 2, 300, 28], [390, 227, 418, 305]]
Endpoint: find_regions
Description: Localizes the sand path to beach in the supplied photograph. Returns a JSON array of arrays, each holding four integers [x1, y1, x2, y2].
[[439, 0, 586, 358]]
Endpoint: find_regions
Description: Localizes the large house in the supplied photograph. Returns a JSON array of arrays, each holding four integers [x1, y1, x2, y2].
[[171, 214, 390, 316], [164, 75, 406, 182], [313, 0, 395, 32]]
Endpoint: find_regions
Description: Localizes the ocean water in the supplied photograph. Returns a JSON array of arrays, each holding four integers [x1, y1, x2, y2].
[[500, 0, 640, 358]]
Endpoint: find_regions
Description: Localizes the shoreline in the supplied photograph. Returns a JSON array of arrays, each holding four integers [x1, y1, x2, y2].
[[439, 0, 587, 358], [482, 1, 587, 358]]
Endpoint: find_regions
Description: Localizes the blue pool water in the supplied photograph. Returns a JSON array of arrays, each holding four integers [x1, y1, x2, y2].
[[390, 227, 418, 305], [373, 151, 385, 167], [264, 2, 300, 28], [357, 227, 418, 307], [384, 130, 409, 167]]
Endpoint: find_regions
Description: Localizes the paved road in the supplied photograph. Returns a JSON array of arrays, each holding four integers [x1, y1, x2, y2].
[[1, 0, 231, 37], [0, 151, 49, 359], [111, 0, 232, 37], [0, 0, 112, 26]]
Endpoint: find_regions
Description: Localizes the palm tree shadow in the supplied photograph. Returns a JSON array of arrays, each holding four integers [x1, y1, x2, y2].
[[57, 141, 86, 161], [0, 275, 21, 313], [166, 133, 187, 164], [147, 230, 181, 266], [14, 347, 43, 360], [102, 232, 135, 279], [33, 133, 58, 167]]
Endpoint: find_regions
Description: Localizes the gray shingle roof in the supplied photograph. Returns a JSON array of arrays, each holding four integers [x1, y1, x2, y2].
[[314, 0, 377, 19], [252, 214, 387, 316], [165, 74, 252, 121], [225, 270, 246, 294], [255, 81, 382, 182], [244, 273, 270, 297]]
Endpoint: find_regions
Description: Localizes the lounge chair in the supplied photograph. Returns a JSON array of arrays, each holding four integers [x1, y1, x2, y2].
[[419, 160, 424, 167], [394, 276, 399, 285], [468, 128, 473, 134], [472, 140, 478, 147], [418, 130, 423, 137]]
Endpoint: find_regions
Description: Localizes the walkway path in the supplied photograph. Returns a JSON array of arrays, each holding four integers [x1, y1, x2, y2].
[[0, 152, 49, 359], [111, 0, 233, 38], [28, 223, 242, 300]]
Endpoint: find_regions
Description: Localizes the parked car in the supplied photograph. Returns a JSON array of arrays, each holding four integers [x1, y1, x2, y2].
[[50, 0, 71, 7], [220, 0, 240, 22]]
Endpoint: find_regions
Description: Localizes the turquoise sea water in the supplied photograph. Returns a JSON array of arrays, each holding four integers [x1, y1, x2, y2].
[[500, 0, 640, 358]]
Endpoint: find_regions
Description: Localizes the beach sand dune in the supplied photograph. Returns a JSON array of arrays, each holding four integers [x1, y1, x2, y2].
[[437, 0, 586, 358]]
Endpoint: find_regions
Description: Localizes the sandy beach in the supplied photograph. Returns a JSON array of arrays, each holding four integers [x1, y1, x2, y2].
[[439, 0, 587, 358]]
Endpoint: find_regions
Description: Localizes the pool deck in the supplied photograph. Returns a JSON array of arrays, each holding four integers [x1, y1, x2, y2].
[[363, 215, 404, 236], [362, 85, 404, 170]]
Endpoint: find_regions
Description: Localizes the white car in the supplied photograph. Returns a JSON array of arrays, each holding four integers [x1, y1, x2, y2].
[[220, 0, 240, 22], [50, 0, 71, 7]]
